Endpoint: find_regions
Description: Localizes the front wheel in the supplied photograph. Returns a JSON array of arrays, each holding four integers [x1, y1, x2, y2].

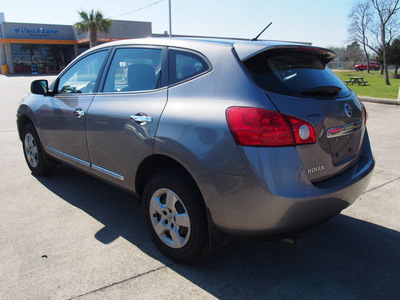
[[143, 168, 208, 263], [356, 67, 360, 72], [22, 123, 56, 176]]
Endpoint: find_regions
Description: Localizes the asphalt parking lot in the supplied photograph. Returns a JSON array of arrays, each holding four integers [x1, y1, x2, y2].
[[1, 75, 399, 300]]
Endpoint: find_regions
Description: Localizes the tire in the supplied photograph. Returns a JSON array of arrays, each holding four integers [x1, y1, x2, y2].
[[371, 67, 376, 71], [22, 123, 56, 176], [356, 67, 360, 72], [143, 168, 208, 263]]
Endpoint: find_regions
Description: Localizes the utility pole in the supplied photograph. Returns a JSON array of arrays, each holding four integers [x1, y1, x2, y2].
[[168, 0, 172, 37]]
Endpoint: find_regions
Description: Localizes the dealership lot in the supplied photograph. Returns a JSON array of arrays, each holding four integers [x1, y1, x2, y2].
[[1, 75, 399, 299]]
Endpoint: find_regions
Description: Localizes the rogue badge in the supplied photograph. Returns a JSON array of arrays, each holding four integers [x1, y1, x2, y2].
[[307, 165, 325, 174]]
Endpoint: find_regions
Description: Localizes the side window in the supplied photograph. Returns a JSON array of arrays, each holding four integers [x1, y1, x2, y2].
[[103, 48, 162, 92], [169, 50, 209, 85], [58, 50, 108, 94]]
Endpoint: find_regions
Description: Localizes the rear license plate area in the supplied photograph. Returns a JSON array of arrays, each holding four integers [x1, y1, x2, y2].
[[329, 135, 356, 166]]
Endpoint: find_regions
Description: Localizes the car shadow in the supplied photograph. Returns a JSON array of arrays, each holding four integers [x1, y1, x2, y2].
[[35, 164, 400, 299]]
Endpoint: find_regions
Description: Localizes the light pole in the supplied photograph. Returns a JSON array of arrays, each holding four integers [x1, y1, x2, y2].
[[169, 0, 172, 37]]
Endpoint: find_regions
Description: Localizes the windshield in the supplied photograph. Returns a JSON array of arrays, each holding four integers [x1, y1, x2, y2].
[[243, 49, 351, 98]]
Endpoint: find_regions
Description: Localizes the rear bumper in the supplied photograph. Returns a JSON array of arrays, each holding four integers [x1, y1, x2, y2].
[[196, 131, 374, 236]]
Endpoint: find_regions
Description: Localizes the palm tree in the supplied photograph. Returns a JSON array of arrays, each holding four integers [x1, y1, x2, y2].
[[75, 10, 112, 48]]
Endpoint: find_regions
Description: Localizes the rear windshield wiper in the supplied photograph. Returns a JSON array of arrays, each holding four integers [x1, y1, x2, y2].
[[301, 86, 341, 97]]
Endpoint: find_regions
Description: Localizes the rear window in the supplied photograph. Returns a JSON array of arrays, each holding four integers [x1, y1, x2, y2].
[[243, 49, 351, 98]]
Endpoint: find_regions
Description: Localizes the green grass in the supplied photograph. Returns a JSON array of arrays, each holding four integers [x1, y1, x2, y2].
[[334, 70, 400, 99]]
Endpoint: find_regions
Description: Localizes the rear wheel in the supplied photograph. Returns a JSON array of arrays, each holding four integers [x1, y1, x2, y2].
[[143, 168, 208, 263], [22, 123, 56, 176]]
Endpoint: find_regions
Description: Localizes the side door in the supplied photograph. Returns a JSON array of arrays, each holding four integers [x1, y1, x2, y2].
[[38, 49, 110, 171], [86, 47, 167, 190]]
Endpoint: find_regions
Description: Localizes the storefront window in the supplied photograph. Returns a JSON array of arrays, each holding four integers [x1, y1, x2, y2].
[[12, 44, 75, 74], [78, 45, 90, 55]]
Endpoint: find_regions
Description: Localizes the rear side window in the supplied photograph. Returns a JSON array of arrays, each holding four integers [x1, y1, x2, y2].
[[244, 49, 351, 98], [168, 50, 209, 85]]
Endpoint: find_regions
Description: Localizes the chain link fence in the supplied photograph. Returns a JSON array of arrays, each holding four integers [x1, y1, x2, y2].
[[328, 61, 392, 71], [328, 61, 358, 70]]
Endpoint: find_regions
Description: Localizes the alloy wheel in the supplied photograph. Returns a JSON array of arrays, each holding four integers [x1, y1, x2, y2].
[[24, 133, 38, 168], [149, 188, 191, 249]]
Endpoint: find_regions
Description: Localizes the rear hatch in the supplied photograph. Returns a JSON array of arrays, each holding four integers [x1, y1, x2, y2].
[[235, 43, 366, 182]]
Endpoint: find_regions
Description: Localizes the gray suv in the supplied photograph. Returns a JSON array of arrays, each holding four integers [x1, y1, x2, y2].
[[17, 38, 374, 262]]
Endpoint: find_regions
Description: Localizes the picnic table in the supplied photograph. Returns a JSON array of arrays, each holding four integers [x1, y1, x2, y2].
[[345, 77, 369, 86]]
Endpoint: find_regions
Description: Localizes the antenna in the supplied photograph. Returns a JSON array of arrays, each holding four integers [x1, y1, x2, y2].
[[169, 0, 172, 37], [251, 22, 272, 41]]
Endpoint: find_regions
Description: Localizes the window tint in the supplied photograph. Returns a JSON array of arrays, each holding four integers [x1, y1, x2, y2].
[[58, 50, 108, 94], [244, 49, 351, 98], [103, 48, 162, 92], [169, 50, 209, 85]]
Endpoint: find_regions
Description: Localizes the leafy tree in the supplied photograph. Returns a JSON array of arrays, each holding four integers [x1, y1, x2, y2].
[[345, 41, 366, 64], [75, 10, 112, 48], [387, 38, 400, 76]]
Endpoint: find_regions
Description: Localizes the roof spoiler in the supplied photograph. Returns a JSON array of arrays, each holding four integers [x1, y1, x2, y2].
[[234, 43, 336, 64]]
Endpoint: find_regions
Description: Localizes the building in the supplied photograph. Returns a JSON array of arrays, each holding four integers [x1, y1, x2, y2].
[[0, 13, 152, 75]]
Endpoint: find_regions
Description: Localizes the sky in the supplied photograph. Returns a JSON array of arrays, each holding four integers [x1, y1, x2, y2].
[[1, 0, 354, 48]]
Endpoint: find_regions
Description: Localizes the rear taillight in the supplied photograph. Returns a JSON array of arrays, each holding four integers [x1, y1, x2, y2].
[[361, 103, 368, 125], [226, 107, 316, 147], [285, 114, 317, 145]]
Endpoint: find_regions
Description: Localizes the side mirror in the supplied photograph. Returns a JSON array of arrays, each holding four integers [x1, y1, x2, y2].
[[31, 80, 49, 95]]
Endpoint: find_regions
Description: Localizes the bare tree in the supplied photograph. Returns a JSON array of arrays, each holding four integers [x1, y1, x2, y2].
[[368, 18, 397, 74], [370, 0, 400, 85], [349, 0, 374, 72]]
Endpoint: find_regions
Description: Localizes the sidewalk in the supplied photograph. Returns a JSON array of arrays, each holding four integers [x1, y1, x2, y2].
[[358, 96, 400, 105]]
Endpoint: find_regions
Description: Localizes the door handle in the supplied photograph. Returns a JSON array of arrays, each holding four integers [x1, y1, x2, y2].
[[130, 114, 153, 125], [72, 108, 85, 118]]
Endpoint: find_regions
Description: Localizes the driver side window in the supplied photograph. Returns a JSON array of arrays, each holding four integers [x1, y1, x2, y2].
[[58, 50, 108, 94], [103, 48, 162, 93]]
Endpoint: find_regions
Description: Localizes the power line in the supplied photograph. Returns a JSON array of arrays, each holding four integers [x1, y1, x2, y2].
[[107, 0, 163, 19]]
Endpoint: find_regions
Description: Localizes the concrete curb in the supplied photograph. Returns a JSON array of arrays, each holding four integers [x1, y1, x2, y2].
[[358, 96, 400, 105]]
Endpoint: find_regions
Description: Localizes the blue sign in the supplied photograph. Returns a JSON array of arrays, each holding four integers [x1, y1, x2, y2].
[[13, 27, 59, 35], [2, 22, 76, 40]]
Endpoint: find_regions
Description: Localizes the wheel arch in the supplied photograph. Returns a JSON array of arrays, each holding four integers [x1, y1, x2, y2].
[[137, 154, 228, 253], [135, 154, 203, 202], [17, 114, 34, 141]]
